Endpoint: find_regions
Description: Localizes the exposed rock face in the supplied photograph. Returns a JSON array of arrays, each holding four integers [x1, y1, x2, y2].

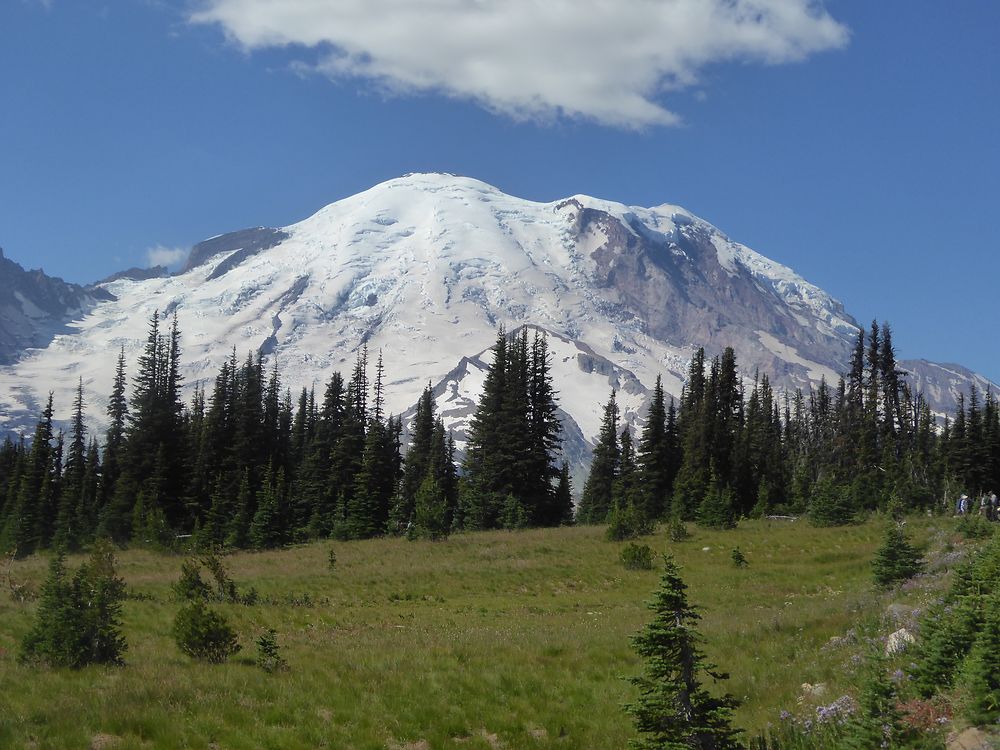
[[0, 247, 114, 366], [181, 227, 289, 275]]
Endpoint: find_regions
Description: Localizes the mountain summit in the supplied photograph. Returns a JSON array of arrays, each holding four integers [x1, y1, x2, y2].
[[0, 174, 992, 474]]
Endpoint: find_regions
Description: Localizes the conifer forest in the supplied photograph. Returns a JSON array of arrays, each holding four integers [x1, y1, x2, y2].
[[1, 316, 998, 555]]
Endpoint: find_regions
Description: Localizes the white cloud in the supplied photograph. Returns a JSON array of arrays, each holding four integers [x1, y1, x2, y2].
[[146, 245, 188, 269], [189, 0, 848, 129]]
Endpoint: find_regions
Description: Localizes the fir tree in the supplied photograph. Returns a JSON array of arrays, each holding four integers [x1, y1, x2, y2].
[[962, 593, 1000, 726], [20, 541, 127, 668], [2, 394, 55, 557], [626, 555, 742, 750], [578, 391, 620, 524], [554, 462, 575, 525], [871, 523, 922, 588], [841, 653, 902, 750], [637, 376, 671, 520], [411, 474, 449, 540]]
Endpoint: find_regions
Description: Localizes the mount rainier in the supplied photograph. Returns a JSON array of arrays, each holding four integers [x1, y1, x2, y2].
[[0, 173, 992, 479]]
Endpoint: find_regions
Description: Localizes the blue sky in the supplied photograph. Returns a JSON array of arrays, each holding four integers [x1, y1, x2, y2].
[[1, 1, 998, 380]]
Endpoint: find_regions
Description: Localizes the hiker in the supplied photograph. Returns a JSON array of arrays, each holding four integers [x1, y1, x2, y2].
[[989, 491, 998, 522], [958, 494, 970, 515]]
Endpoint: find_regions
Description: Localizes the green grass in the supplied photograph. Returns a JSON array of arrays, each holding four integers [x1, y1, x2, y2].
[[0, 516, 964, 749]]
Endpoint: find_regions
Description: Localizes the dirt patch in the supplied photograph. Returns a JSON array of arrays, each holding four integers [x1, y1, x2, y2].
[[90, 734, 121, 750]]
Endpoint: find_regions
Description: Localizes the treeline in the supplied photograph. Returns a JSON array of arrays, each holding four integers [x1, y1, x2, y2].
[[0, 317, 568, 555], [578, 321, 1000, 529], [1, 317, 997, 554]]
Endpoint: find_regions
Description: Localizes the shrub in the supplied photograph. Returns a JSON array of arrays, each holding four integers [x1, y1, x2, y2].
[[731, 548, 748, 568], [621, 542, 654, 570], [606, 503, 654, 541], [173, 600, 241, 663], [957, 513, 994, 540], [667, 518, 691, 542], [327, 548, 337, 571], [256, 628, 288, 673], [173, 552, 250, 603], [20, 541, 127, 668], [173, 559, 211, 601]]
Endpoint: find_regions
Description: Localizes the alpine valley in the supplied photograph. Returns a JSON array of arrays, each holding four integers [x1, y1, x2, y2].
[[0, 173, 993, 479]]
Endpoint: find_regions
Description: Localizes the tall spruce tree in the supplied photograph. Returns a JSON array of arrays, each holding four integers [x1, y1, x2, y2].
[[627, 556, 741, 750], [578, 390, 620, 524]]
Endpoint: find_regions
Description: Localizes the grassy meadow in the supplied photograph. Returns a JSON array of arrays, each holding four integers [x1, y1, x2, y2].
[[0, 516, 966, 749]]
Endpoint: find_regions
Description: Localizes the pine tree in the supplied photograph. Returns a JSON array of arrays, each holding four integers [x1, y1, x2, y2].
[[2, 394, 55, 557], [461, 327, 509, 529], [554, 462, 574, 525], [637, 376, 671, 520], [578, 391, 620, 524], [871, 523, 923, 588], [54, 379, 87, 550], [627, 555, 742, 750], [400, 384, 436, 525], [20, 541, 127, 668], [962, 593, 1000, 726], [841, 653, 902, 750], [696, 465, 737, 530], [250, 465, 286, 549], [411, 474, 449, 540]]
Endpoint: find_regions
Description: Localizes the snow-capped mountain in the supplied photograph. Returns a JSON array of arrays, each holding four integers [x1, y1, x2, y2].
[[0, 174, 991, 477]]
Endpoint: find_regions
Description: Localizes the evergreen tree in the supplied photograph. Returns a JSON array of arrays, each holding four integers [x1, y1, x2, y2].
[[962, 593, 1000, 726], [249, 465, 286, 549], [871, 523, 923, 588], [400, 384, 436, 525], [2, 394, 55, 557], [696, 465, 737, 530], [20, 541, 127, 668], [626, 556, 742, 750], [841, 653, 903, 750], [54, 379, 87, 550], [637, 376, 671, 520], [578, 391, 620, 524], [553, 462, 575, 525], [461, 327, 510, 529], [411, 473, 449, 540]]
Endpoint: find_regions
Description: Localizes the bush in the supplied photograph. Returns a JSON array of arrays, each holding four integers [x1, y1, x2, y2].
[[667, 518, 691, 542], [606, 503, 654, 541], [731, 548, 748, 568], [256, 628, 289, 673], [20, 541, 127, 668], [621, 543, 654, 570], [957, 513, 995, 540], [327, 548, 337, 571], [173, 552, 252, 603], [173, 559, 211, 601], [173, 600, 241, 663]]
